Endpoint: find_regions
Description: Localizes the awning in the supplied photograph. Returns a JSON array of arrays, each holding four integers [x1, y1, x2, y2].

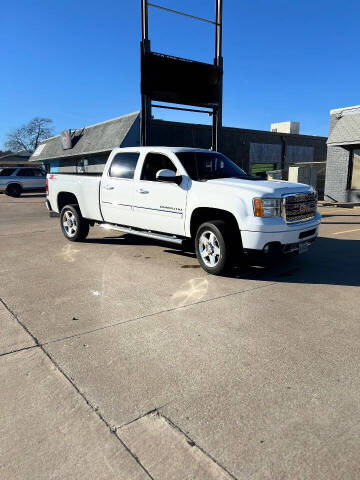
[[327, 113, 360, 146]]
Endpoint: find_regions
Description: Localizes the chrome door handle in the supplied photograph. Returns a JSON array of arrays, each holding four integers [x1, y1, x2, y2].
[[103, 185, 114, 190], [137, 188, 149, 194]]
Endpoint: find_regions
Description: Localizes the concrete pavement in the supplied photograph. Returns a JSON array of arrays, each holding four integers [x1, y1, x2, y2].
[[1, 193, 360, 479]]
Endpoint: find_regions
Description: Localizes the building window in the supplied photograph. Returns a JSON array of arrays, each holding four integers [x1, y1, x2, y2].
[[77, 158, 88, 174], [350, 149, 360, 190]]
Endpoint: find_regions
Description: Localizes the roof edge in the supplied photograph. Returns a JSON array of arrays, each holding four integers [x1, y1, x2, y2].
[[38, 111, 141, 145], [29, 147, 113, 162], [330, 105, 360, 114]]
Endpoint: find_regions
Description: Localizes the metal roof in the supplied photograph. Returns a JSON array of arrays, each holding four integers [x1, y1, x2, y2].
[[30, 112, 140, 162], [327, 112, 360, 146]]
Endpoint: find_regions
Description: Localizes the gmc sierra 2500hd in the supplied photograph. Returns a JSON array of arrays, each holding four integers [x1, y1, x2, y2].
[[46, 147, 321, 275]]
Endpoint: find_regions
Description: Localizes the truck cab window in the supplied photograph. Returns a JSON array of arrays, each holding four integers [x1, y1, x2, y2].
[[109, 152, 139, 179], [141, 153, 176, 181]]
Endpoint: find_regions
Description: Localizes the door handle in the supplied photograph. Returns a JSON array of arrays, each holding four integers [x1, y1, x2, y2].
[[137, 188, 149, 194], [103, 185, 114, 190]]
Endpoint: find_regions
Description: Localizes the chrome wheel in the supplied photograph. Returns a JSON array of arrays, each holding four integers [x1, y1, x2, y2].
[[199, 230, 221, 267], [62, 210, 78, 238]]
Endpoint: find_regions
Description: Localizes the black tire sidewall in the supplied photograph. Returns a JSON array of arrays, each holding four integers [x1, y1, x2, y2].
[[195, 221, 229, 275], [6, 184, 21, 197], [60, 205, 89, 242]]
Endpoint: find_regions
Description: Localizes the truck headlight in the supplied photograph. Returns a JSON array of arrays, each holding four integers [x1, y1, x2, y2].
[[253, 198, 282, 217]]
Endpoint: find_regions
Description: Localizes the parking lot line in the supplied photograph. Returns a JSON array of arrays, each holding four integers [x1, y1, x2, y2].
[[332, 227, 360, 235]]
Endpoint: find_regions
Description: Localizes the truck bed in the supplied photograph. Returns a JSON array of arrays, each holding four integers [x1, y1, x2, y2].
[[48, 173, 103, 221]]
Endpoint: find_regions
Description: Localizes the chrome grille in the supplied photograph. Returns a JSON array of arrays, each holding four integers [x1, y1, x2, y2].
[[282, 192, 317, 223]]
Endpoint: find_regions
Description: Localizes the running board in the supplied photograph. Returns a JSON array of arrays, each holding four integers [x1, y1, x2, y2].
[[99, 223, 184, 245]]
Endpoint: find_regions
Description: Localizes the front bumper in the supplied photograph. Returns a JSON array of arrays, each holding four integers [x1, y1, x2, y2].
[[241, 218, 320, 254]]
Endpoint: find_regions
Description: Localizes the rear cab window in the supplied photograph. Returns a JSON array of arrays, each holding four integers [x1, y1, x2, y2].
[[109, 152, 140, 179]]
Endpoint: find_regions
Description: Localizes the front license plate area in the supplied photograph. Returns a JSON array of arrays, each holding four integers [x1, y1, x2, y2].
[[299, 242, 310, 254]]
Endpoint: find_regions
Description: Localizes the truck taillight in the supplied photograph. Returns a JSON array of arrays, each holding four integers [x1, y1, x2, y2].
[[46, 179, 49, 195]]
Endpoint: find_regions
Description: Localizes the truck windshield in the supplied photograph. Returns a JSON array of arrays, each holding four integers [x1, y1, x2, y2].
[[176, 151, 249, 181]]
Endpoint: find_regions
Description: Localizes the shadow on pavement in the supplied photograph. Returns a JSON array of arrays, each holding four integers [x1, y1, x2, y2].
[[84, 234, 360, 287], [21, 193, 46, 198], [230, 236, 360, 287]]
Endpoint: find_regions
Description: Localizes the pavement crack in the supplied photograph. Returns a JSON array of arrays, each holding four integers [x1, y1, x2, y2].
[[117, 402, 173, 430], [0, 296, 154, 480], [0, 297, 40, 347], [42, 281, 278, 347], [159, 412, 239, 480], [0, 344, 39, 358]]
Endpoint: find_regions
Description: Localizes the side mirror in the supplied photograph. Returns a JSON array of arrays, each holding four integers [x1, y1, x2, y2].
[[156, 169, 182, 185]]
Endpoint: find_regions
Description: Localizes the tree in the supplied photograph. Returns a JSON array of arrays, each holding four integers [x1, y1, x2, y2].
[[4, 117, 55, 153]]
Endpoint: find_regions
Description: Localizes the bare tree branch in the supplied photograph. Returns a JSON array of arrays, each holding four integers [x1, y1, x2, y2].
[[4, 117, 55, 153]]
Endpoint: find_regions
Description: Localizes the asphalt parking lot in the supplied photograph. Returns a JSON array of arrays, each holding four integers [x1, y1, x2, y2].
[[1, 193, 360, 479]]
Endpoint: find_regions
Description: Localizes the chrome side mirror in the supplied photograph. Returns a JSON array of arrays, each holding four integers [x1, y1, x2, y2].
[[156, 169, 182, 185]]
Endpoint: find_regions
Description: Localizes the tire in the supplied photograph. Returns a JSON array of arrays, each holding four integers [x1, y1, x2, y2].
[[6, 184, 22, 197], [60, 205, 89, 242], [195, 220, 234, 275]]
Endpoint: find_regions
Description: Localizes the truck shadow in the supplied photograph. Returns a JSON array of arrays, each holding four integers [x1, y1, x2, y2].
[[170, 236, 360, 287], [85, 235, 360, 287], [234, 237, 359, 287]]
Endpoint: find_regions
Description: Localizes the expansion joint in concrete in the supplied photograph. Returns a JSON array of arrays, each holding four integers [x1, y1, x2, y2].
[[0, 296, 155, 480]]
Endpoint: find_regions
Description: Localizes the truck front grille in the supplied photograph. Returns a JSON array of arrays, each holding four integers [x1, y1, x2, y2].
[[283, 192, 317, 223]]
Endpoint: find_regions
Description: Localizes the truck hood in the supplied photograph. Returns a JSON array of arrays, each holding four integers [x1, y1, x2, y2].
[[206, 178, 312, 196]]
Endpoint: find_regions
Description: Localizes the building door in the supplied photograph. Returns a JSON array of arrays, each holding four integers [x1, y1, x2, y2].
[[351, 149, 360, 190]]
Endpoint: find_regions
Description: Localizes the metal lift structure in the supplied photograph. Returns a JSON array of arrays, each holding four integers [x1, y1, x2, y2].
[[140, 1, 223, 151]]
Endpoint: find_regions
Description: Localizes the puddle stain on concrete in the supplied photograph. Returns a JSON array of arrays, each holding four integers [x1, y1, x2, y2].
[[171, 277, 209, 307], [57, 244, 81, 263]]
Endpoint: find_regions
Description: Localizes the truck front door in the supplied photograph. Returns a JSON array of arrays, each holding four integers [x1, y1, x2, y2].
[[133, 152, 188, 236], [100, 152, 139, 226]]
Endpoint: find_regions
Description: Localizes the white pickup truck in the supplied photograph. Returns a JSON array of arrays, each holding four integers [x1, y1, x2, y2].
[[46, 147, 321, 275]]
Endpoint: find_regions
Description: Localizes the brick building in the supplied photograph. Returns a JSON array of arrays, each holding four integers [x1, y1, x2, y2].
[[31, 112, 327, 178], [325, 105, 360, 202]]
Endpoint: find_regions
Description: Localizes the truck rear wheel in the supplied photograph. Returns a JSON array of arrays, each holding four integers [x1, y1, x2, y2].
[[195, 220, 232, 275], [60, 205, 89, 242]]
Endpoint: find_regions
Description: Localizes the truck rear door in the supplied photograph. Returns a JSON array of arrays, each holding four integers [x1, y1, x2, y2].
[[100, 151, 140, 226]]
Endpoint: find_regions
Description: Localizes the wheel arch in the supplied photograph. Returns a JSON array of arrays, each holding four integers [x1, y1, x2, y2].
[[6, 182, 22, 191], [57, 191, 80, 212], [189, 207, 241, 241]]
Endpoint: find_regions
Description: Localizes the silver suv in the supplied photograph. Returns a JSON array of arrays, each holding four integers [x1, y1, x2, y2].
[[0, 167, 46, 197]]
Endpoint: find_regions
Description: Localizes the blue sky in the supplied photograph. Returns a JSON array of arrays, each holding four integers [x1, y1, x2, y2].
[[1, 0, 359, 147]]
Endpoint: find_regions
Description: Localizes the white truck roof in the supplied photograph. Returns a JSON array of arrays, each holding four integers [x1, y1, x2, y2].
[[110, 146, 214, 154]]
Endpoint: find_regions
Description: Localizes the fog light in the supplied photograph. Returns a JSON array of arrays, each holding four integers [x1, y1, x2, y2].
[[263, 242, 281, 254], [263, 243, 271, 254]]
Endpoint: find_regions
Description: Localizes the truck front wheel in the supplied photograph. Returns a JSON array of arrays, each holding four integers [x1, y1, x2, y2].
[[60, 205, 89, 242], [195, 220, 232, 275]]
